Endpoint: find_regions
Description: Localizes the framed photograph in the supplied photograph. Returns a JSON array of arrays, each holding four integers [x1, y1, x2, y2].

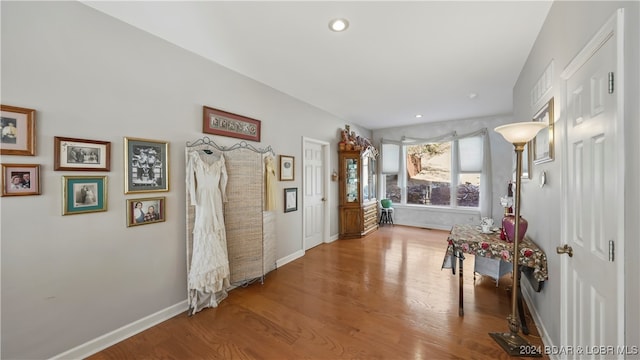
[[126, 196, 166, 227], [54, 136, 111, 171], [124, 137, 169, 194], [532, 97, 554, 164], [1, 105, 35, 156], [203, 106, 261, 142], [284, 187, 297, 213], [514, 143, 533, 180], [1, 163, 40, 196], [279, 155, 294, 181], [62, 175, 107, 215]]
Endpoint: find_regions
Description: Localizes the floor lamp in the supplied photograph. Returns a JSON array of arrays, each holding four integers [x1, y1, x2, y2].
[[490, 121, 546, 356]]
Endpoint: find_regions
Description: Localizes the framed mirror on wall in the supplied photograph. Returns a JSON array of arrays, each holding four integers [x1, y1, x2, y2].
[[513, 143, 532, 181]]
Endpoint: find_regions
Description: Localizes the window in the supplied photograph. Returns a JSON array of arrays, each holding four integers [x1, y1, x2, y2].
[[381, 134, 484, 209], [406, 142, 453, 206], [385, 174, 401, 203], [457, 136, 483, 208]]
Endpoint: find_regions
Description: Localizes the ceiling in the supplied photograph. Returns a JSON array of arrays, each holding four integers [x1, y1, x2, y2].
[[82, 1, 552, 130]]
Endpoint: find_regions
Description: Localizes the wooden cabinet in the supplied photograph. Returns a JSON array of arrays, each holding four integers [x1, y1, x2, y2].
[[338, 149, 378, 239]]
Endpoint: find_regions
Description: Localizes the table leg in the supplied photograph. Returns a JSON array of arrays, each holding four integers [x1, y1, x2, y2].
[[516, 270, 529, 335], [458, 251, 464, 316]]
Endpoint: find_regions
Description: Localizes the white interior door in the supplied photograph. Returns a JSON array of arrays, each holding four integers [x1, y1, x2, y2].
[[561, 11, 624, 355], [303, 139, 328, 250]]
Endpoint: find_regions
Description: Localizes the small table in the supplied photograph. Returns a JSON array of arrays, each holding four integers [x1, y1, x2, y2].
[[442, 224, 548, 334]]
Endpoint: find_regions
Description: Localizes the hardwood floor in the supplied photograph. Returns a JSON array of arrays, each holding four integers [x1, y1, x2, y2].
[[89, 225, 547, 359]]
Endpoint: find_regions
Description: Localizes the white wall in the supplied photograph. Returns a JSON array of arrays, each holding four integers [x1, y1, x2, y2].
[[512, 0, 640, 349], [2, 2, 638, 359], [0, 2, 364, 358], [372, 114, 515, 230]]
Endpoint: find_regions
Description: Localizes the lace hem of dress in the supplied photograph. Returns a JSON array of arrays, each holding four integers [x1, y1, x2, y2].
[[189, 267, 229, 291], [188, 269, 230, 315]]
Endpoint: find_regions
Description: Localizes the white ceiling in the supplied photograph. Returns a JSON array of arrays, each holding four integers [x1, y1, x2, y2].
[[82, 1, 552, 130]]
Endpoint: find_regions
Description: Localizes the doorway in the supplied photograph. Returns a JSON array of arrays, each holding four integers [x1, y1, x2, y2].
[[302, 137, 330, 251], [560, 9, 625, 350]]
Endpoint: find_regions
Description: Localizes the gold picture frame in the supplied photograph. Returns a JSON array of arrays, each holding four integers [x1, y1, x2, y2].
[[532, 97, 554, 164], [62, 175, 108, 215], [1, 105, 36, 156], [124, 137, 169, 194], [126, 196, 166, 227], [1, 163, 41, 196]]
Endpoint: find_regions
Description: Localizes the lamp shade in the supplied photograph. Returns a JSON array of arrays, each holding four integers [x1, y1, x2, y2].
[[494, 122, 547, 144]]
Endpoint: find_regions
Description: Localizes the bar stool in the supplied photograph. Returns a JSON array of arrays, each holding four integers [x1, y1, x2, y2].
[[379, 199, 394, 225]]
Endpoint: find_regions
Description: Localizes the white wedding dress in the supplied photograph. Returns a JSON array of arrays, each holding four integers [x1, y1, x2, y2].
[[186, 149, 230, 315]]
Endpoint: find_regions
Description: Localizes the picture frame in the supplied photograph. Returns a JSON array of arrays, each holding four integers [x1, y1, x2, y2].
[[279, 155, 295, 181], [124, 137, 169, 194], [54, 136, 111, 171], [203, 106, 261, 142], [1, 163, 40, 196], [514, 143, 533, 180], [126, 196, 166, 227], [532, 97, 554, 164], [62, 175, 107, 215], [284, 187, 298, 213], [1, 104, 36, 156]]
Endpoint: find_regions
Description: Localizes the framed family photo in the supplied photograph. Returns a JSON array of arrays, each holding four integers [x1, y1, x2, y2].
[[1, 104, 35, 156], [279, 155, 294, 181], [126, 196, 166, 227], [54, 136, 111, 171], [284, 187, 297, 213], [532, 97, 554, 165], [62, 175, 107, 215], [203, 106, 261, 142], [124, 137, 169, 194], [1, 163, 40, 196]]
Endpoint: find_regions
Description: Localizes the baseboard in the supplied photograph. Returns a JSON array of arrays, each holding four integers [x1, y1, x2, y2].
[[276, 249, 305, 268], [521, 283, 557, 359], [326, 233, 339, 243], [393, 220, 452, 231], [50, 300, 188, 360]]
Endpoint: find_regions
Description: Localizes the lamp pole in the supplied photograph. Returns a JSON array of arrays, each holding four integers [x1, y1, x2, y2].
[[491, 122, 546, 357]]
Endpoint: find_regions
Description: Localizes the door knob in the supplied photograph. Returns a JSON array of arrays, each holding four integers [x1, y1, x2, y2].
[[556, 244, 573, 257], [321, 197, 326, 201]]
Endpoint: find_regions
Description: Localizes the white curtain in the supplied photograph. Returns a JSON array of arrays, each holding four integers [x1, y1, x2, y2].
[[380, 142, 400, 174]]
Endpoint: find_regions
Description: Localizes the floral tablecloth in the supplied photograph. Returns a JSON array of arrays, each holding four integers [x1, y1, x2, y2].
[[443, 223, 548, 282]]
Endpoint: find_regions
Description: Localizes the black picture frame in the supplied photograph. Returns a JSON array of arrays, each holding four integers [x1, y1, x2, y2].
[[284, 187, 297, 213]]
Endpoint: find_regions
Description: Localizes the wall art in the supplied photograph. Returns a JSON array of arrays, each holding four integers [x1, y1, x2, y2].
[[62, 175, 107, 215], [1, 163, 40, 196], [279, 155, 294, 181], [532, 97, 554, 164], [54, 136, 111, 171], [284, 187, 297, 213], [124, 137, 169, 194], [203, 106, 261, 142], [126, 196, 166, 227], [0, 105, 35, 156]]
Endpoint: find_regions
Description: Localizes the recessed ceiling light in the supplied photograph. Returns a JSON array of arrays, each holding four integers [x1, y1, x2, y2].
[[329, 18, 349, 32], [468, 92, 478, 99], [415, 114, 423, 118]]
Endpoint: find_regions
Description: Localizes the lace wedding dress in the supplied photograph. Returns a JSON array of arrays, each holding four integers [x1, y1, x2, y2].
[[186, 149, 230, 315]]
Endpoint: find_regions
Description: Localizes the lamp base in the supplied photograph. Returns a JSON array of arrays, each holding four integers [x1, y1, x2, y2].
[[489, 332, 542, 357]]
